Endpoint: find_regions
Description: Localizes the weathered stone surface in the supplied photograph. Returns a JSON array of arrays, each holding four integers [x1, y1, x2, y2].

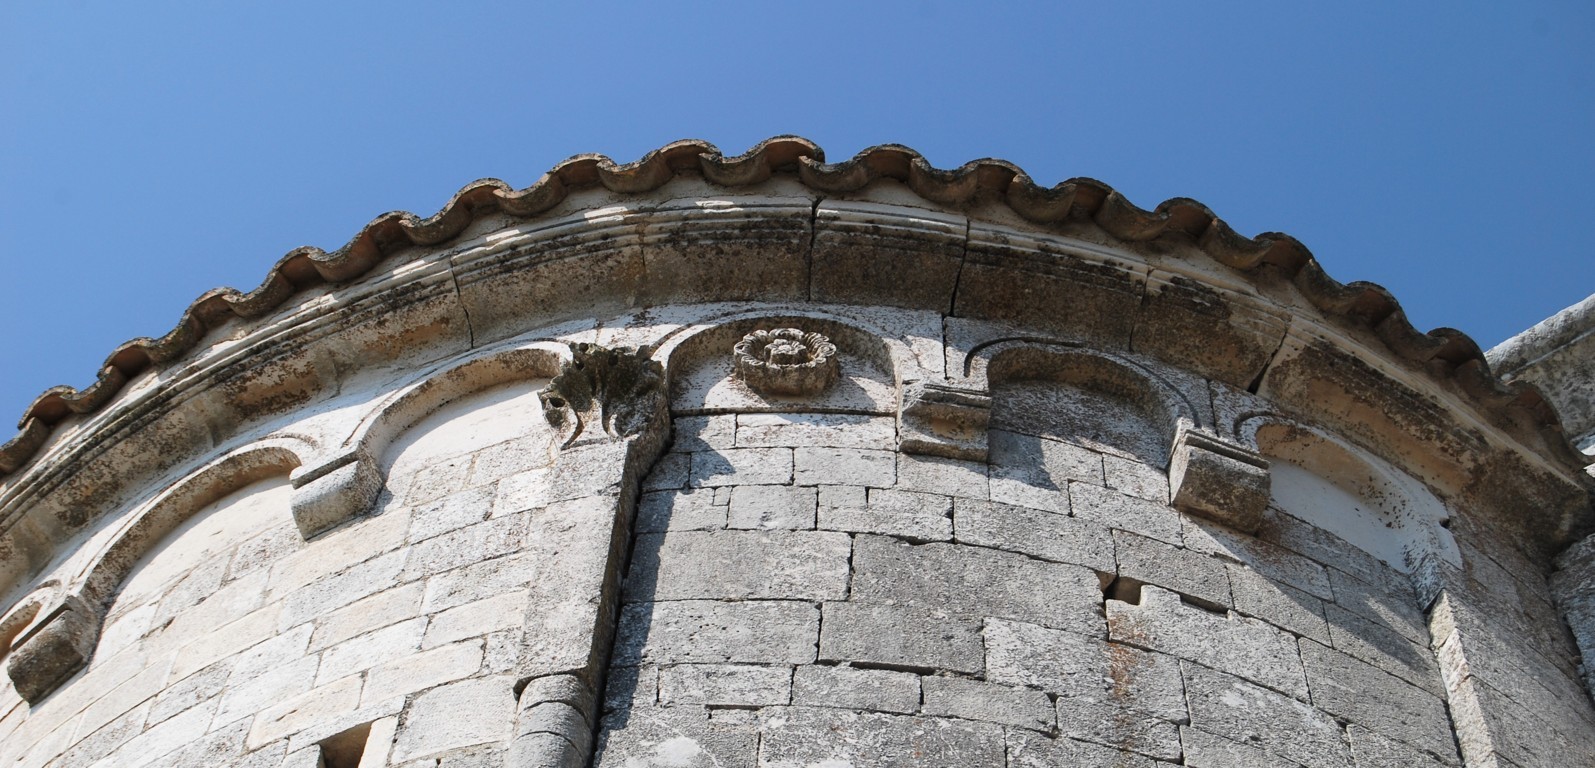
[[689, 447, 793, 487], [1071, 481, 1182, 545], [1113, 529, 1233, 608], [983, 618, 1185, 721], [1102, 454, 1170, 504], [789, 665, 921, 714], [595, 704, 757, 768], [626, 530, 850, 601], [390, 675, 516, 762], [895, 453, 990, 499], [758, 706, 1005, 768], [953, 498, 1115, 572], [614, 601, 820, 666], [989, 429, 1101, 514], [637, 488, 725, 532], [921, 676, 1054, 731], [1182, 516, 1334, 600], [850, 535, 1105, 634], [1322, 602, 1444, 696], [727, 485, 816, 530], [732, 328, 841, 396], [1184, 663, 1352, 768], [658, 664, 793, 707], [1348, 724, 1452, 768], [897, 382, 992, 462], [818, 487, 951, 541], [736, 413, 896, 450], [1168, 428, 1271, 533], [1181, 725, 1306, 768], [794, 446, 896, 487], [1006, 730, 1161, 768], [1227, 563, 1331, 644], [818, 601, 984, 674], [1108, 586, 1307, 699], [1299, 639, 1458, 763]]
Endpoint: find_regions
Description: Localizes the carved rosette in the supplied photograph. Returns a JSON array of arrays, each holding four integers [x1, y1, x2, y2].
[[733, 328, 840, 396]]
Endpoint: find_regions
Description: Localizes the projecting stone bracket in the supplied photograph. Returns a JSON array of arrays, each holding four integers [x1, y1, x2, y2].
[[6, 598, 99, 704], [898, 382, 993, 463], [289, 449, 383, 539], [1168, 426, 1271, 533]]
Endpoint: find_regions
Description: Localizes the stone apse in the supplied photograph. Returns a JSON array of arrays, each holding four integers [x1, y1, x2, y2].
[[0, 138, 1591, 767]]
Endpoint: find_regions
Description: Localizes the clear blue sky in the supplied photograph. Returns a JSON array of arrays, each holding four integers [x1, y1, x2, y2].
[[2, 3, 1592, 427]]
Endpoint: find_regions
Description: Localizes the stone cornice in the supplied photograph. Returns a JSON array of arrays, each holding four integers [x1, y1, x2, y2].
[[2, 137, 1584, 480]]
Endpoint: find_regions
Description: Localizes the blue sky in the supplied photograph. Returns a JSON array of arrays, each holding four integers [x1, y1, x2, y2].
[[2, 2, 1592, 426]]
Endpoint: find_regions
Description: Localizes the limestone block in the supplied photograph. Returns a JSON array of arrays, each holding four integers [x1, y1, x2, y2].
[[989, 430, 1100, 514], [241, 669, 360, 748], [150, 662, 231, 725], [727, 485, 817, 530], [640, 452, 689, 491], [818, 602, 984, 674], [672, 415, 737, 452], [1182, 516, 1334, 600], [818, 487, 952, 541], [1112, 529, 1233, 609], [1299, 639, 1459, 763], [1167, 427, 1270, 533], [953, 498, 1115, 573], [289, 450, 383, 539], [850, 535, 1105, 635], [214, 655, 318, 727], [316, 616, 427, 685], [626, 530, 850, 602], [658, 664, 793, 707], [363, 639, 484, 706], [1322, 602, 1444, 697], [637, 489, 726, 532], [397, 514, 526, 583], [1070, 482, 1182, 546], [613, 600, 820, 666], [758, 706, 1005, 768], [1107, 586, 1307, 699], [789, 665, 920, 715], [1103, 454, 1171, 504], [737, 413, 896, 451], [1180, 725, 1303, 768], [1006, 730, 1161, 768], [956, 225, 1143, 348], [920, 676, 1053, 731], [594, 704, 757, 768], [390, 676, 516, 762], [897, 382, 992, 462], [420, 553, 532, 613], [793, 447, 896, 487], [405, 485, 494, 544], [1226, 564, 1330, 645], [1183, 663, 1351, 768], [895, 452, 990, 500], [423, 589, 525, 648], [688, 447, 793, 487], [280, 548, 407, 630], [1348, 725, 1452, 768], [1054, 695, 1182, 762], [309, 581, 425, 652], [6, 601, 99, 704], [109, 697, 217, 768]]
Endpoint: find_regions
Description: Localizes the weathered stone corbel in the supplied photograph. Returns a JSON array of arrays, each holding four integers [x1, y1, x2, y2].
[[898, 382, 993, 462], [1168, 425, 1271, 532], [6, 596, 99, 704], [539, 343, 667, 451], [508, 674, 596, 768], [289, 449, 382, 538]]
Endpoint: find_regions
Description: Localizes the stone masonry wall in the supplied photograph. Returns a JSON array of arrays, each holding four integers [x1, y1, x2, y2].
[[595, 402, 1473, 767]]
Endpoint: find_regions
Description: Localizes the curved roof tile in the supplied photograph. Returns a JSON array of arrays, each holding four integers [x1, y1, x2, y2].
[[0, 136, 1580, 475]]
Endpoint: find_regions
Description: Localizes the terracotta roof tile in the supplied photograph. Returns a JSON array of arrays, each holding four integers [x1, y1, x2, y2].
[[0, 137, 1581, 475]]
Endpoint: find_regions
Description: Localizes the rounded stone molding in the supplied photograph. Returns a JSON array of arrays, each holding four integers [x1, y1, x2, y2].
[[732, 328, 841, 396]]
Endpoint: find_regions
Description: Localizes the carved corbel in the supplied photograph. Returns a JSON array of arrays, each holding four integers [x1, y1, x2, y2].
[[289, 449, 382, 538], [539, 343, 667, 450], [1168, 425, 1271, 532], [898, 382, 993, 463], [6, 596, 99, 704]]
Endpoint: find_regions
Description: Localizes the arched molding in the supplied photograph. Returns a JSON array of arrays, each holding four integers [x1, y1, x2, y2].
[[652, 306, 929, 416], [1240, 414, 1461, 574], [7, 440, 305, 703], [289, 340, 570, 537]]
